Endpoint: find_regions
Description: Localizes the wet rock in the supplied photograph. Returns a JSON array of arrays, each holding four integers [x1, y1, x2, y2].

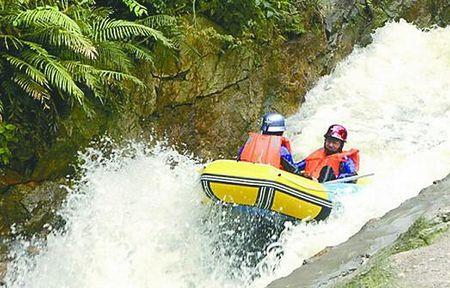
[[0, 262, 5, 285], [0, 180, 67, 238], [0, 170, 23, 191], [390, 229, 450, 288]]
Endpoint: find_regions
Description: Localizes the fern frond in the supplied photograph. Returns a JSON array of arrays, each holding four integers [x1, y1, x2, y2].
[[63, 60, 93, 75], [3, 54, 49, 86], [0, 14, 19, 27], [92, 18, 172, 47], [21, 39, 48, 55], [121, 0, 147, 17], [12, 73, 51, 102], [31, 27, 97, 59], [15, 7, 82, 33], [0, 34, 25, 51], [96, 69, 145, 87], [63, 60, 105, 100], [120, 42, 154, 64], [138, 14, 177, 29], [21, 50, 85, 103], [93, 41, 132, 72]]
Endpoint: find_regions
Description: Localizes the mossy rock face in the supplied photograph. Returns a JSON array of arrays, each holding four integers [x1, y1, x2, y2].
[[0, 169, 23, 191], [143, 17, 329, 159], [0, 181, 67, 237], [0, 186, 31, 236], [400, 0, 450, 27], [29, 100, 116, 182]]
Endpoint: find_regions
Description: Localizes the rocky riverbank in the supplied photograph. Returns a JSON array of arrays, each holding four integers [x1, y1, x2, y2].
[[389, 227, 450, 287], [267, 174, 450, 288]]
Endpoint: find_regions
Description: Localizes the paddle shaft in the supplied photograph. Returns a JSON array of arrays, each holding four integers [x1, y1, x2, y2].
[[323, 173, 374, 184]]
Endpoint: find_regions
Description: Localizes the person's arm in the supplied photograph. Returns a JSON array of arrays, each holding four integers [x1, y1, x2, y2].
[[237, 145, 244, 160], [296, 159, 306, 171], [338, 157, 357, 179], [280, 146, 306, 173]]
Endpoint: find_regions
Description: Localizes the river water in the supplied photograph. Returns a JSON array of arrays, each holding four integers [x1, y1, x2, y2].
[[5, 21, 450, 288]]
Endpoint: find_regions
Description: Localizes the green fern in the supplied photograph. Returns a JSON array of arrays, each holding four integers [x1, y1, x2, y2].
[[120, 42, 154, 64], [3, 54, 49, 86], [14, 7, 82, 33], [96, 69, 145, 87], [20, 49, 85, 103], [63, 60, 106, 101], [94, 41, 133, 72], [92, 18, 172, 47], [12, 73, 51, 102], [0, 0, 176, 169], [138, 14, 177, 29], [0, 34, 25, 51], [121, 0, 148, 17], [30, 27, 98, 59]]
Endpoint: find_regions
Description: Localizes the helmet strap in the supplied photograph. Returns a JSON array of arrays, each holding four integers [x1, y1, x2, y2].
[[324, 137, 344, 155], [263, 131, 284, 136]]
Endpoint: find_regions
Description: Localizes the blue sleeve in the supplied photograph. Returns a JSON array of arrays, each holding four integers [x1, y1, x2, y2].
[[338, 157, 357, 179], [280, 146, 305, 170], [297, 160, 306, 171], [237, 145, 244, 160]]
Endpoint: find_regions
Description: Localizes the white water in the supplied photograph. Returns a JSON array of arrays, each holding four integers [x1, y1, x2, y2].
[[5, 20, 450, 288]]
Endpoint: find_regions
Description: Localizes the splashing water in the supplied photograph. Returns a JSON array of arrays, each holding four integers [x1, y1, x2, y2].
[[5, 21, 450, 288], [264, 20, 450, 286]]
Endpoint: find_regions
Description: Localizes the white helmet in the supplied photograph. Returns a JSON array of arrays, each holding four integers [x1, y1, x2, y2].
[[260, 112, 286, 134]]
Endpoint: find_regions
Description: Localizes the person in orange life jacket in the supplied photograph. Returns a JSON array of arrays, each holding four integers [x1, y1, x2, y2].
[[296, 124, 359, 183], [237, 112, 299, 171]]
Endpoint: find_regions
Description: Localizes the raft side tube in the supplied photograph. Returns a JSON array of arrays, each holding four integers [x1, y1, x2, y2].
[[200, 160, 333, 221]]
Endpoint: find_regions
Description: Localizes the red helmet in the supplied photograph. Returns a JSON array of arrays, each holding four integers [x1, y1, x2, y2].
[[324, 124, 347, 142]]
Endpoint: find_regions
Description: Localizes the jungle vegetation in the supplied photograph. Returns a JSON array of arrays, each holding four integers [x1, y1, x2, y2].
[[0, 0, 310, 172]]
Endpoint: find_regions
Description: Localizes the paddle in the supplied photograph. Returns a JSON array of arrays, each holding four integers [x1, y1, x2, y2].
[[323, 173, 375, 184]]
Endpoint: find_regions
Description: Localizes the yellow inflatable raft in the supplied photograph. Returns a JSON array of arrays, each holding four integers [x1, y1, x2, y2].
[[200, 160, 332, 221]]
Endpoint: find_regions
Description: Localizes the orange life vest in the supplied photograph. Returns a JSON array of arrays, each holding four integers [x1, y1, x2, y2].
[[304, 148, 359, 179], [239, 132, 292, 169]]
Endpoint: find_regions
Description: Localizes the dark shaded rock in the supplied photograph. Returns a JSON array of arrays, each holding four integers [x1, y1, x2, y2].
[[0, 180, 67, 238], [0, 170, 23, 191]]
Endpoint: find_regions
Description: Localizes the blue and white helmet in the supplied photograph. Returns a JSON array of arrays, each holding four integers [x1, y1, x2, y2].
[[260, 112, 286, 133]]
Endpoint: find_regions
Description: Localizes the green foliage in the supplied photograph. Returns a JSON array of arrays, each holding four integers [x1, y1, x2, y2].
[[337, 259, 395, 288], [0, 0, 173, 170], [392, 217, 449, 253], [197, 0, 305, 39], [0, 122, 18, 165], [0, 0, 319, 173], [141, 0, 306, 41], [121, 0, 148, 17], [0, 3, 172, 109]]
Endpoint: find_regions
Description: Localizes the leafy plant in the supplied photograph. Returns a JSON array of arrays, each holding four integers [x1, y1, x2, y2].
[[0, 122, 18, 165], [0, 0, 173, 169], [121, 0, 148, 17]]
